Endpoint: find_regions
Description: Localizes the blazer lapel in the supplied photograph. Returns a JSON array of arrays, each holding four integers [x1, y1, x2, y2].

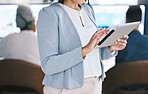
[[82, 5, 99, 29], [54, 3, 82, 46]]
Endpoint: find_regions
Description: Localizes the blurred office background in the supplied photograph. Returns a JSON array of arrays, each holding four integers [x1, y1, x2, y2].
[[0, 0, 148, 39], [0, 0, 138, 4], [0, 0, 148, 94]]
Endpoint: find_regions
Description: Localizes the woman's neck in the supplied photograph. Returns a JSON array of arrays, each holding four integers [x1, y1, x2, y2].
[[64, 0, 81, 11]]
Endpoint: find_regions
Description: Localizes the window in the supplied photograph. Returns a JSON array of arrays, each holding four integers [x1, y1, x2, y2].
[[90, 0, 138, 5]]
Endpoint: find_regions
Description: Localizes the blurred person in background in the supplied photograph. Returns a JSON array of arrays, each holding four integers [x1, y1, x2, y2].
[[0, 5, 40, 65], [116, 5, 148, 63], [116, 6, 148, 91]]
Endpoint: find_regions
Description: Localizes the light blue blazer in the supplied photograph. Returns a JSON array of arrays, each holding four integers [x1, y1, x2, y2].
[[37, 3, 116, 89]]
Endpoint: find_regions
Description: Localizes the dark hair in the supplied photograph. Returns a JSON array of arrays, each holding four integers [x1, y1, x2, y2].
[[58, 0, 64, 3], [126, 6, 142, 23], [21, 22, 32, 31], [43, 0, 64, 3], [44, 0, 87, 4]]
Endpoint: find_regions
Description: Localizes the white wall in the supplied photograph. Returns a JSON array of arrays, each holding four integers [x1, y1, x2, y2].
[[0, 0, 138, 4], [0, 0, 42, 3], [90, 0, 138, 5]]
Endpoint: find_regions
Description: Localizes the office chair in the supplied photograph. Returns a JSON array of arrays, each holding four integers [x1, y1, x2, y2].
[[102, 60, 148, 94], [0, 59, 44, 94]]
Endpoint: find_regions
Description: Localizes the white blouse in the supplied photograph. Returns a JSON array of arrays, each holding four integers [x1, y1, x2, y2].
[[59, 3, 102, 78]]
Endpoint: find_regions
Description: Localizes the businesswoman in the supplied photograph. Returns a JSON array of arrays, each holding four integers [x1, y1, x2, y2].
[[37, 0, 128, 94]]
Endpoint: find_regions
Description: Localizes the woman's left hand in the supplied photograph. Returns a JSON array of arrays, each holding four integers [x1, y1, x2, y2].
[[109, 35, 129, 52]]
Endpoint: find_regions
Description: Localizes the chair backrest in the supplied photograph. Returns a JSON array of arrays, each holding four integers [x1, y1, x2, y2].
[[0, 59, 44, 94], [102, 60, 148, 94]]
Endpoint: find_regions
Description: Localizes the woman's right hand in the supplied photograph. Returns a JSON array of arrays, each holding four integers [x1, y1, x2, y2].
[[82, 28, 109, 57]]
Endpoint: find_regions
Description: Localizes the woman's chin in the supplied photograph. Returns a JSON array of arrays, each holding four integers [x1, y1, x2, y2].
[[78, 0, 85, 4]]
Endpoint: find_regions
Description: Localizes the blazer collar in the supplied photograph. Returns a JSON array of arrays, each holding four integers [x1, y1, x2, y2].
[[81, 4, 98, 29], [53, 3, 98, 29]]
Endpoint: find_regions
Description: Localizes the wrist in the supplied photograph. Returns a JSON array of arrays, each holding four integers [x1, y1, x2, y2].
[[82, 46, 89, 58], [109, 46, 114, 52]]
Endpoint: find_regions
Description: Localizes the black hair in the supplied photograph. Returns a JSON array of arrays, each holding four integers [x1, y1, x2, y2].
[[58, 0, 64, 4], [44, 0, 88, 4], [43, 0, 64, 3], [126, 6, 142, 23]]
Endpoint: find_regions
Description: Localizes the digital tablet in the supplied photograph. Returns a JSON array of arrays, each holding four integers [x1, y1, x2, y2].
[[96, 21, 140, 48]]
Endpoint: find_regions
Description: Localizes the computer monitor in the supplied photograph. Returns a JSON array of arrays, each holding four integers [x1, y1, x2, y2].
[[0, 4, 49, 39], [0, 4, 146, 38], [92, 5, 146, 35]]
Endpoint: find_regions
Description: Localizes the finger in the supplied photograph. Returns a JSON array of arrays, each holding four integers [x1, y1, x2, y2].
[[92, 31, 104, 39], [115, 41, 126, 47], [93, 28, 109, 39], [96, 33, 106, 40], [118, 45, 126, 50], [96, 28, 110, 34], [95, 39, 100, 46], [123, 35, 129, 40], [117, 39, 127, 44], [94, 32, 105, 39]]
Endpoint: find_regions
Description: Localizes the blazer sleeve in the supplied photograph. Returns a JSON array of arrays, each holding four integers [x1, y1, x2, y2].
[[37, 7, 84, 76], [100, 47, 118, 60], [83, 4, 118, 60]]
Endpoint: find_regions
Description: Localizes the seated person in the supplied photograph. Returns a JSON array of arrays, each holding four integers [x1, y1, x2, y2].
[[0, 5, 40, 65], [116, 5, 148, 63]]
